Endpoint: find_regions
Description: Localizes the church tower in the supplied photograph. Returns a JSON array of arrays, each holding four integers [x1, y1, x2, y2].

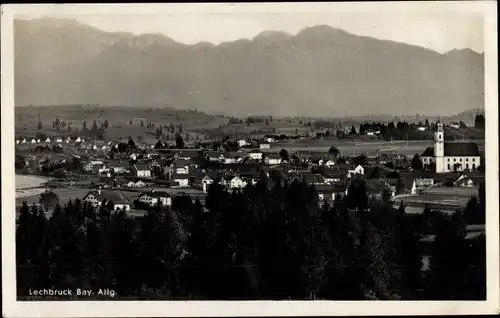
[[434, 122, 445, 172]]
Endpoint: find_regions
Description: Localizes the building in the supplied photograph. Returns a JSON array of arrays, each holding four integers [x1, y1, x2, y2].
[[237, 139, 248, 147], [131, 163, 152, 178], [264, 154, 282, 165], [347, 165, 364, 178], [316, 184, 346, 202], [202, 175, 214, 193], [259, 143, 271, 149], [247, 149, 264, 160], [82, 190, 131, 211], [449, 122, 460, 129], [137, 190, 172, 207], [421, 122, 481, 173], [111, 161, 130, 175], [229, 176, 247, 189], [172, 174, 189, 188], [127, 180, 147, 188]]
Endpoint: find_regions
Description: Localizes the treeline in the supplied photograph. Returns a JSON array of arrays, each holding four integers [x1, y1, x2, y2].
[[17, 177, 485, 300]]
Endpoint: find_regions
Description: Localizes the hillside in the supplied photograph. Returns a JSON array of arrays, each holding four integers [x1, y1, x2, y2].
[[15, 18, 485, 117]]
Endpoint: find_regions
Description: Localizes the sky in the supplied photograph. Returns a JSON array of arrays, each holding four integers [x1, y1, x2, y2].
[[15, 2, 485, 53]]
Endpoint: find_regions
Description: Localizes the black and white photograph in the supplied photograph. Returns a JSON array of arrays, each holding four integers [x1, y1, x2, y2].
[[1, 2, 499, 317]]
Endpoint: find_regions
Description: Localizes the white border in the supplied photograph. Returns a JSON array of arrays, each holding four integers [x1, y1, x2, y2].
[[2, 2, 499, 317]]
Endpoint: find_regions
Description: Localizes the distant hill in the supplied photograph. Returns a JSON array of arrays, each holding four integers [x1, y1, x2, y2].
[[15, 18, 485, 117]]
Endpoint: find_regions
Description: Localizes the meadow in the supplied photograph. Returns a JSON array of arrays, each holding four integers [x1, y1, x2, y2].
[[15, 105, 229, 144]]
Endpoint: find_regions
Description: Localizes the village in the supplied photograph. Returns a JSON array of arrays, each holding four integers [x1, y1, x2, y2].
[[15, 119, 485, 223]]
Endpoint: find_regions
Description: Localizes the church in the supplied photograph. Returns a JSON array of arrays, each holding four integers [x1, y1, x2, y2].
[[420, 122, 481, 173]]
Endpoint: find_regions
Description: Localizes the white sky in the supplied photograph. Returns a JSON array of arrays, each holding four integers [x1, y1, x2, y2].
[[13, 2, 486, 53]]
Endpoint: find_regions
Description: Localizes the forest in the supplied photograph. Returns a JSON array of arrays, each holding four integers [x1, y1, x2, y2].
[[17, 177, 485, 300]]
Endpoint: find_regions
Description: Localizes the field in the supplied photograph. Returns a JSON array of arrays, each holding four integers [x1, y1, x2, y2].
[[16, 175, 50, 198], [262, 139, 484, 157], [15, 182, 206, 208], [15, 105, 229, 144]]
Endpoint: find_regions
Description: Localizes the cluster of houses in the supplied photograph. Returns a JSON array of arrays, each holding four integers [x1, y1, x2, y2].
[[73, 142, 484, 212], [21, 124, 483, 213]]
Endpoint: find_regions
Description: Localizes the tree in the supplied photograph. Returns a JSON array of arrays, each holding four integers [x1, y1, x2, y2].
[[425, 119, 429, 126], [37, 120, 43, 130], [141, 120, 144, 127], [474, 114, 485, 130], [82, 121, 87, 131], [411, 154, 423, 170], [128, 138, 136, 149], [176, 134, 185, 149], [328, 146, 340, 158], [103, 120, 109, 129], [92, 120, 98, 131], [350, 125, 357, 136], [39, 191, 60, 210], [279, 149, 289, 161]]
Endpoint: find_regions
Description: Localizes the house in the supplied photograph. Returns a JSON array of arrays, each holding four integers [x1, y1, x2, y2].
[[163, 161, 175, 179], [31, 138, 38, 144], [324, 159, 336, 168], [174, 159, 196, 174], [259, 143, 271, 149], [172, 174, 189, 188], [205, 151, 225, 162], [137, 190, 172, 207], [202, 175, 214, 193], [316, 184, 346, 202], [175, 150, 200, 160], [265, 137, 276, 143], [248, 149, 264, 160], [127, 180, 147, 188], [417, 126, 427, 132], [45, 137, 51, 143], [75, 137, 82, 143], [229, 176, 247, 189], [82, 189, 131, 211], [223, 154, 242, 164], [16, 139, 20, 145], [449, 122, 460, 129], [110, 161, 130, 175], [366, 131, 376, 136], [237, 139, 248, 147], [264, 154, 282, 165], [21, 138, 27, 144], [131, 163, 151, 178], [302, 173, 325, 185], [348, 165, 365, 178], [421, 122, 481, 173], [55, 137, 63, 143], [454, 174, 477, 187]]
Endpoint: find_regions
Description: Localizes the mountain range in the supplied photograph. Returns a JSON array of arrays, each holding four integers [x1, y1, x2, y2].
[[14, 17, 485, 117]]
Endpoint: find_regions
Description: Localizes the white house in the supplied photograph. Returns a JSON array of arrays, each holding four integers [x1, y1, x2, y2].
[[82, 190, 131, 211], [137, 190, 172, 207], [259, 143, 271, 149], [449, 122, 460, 129], [420, 122, 481, 173], [45, 137, 51, 143], [366, 131, 375, 136], [454, 174, 476, 187], [348, 165, 364, 178], [16, 139, 20, 145], [75, 137, 82, 143], [264, 154, 282, 165], [127, 180, 147, 188], [172, 174, 189, 188], [31, 138, 37, 144], [265, 137, 276, 143], [37, 138, 41, 143], [324, 159, 336, 168], [131, 163, 151, 178], [229, 176, 247, 189], [237, 139, 248, 147], [417, 126, 427, 132], [248, 149, 264, 160], [202, 175, 214, 193], [410, 177, 435, 194]]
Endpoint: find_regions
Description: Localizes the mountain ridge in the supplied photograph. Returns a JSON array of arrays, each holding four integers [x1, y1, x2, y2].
[[14, 18, 485, 116]]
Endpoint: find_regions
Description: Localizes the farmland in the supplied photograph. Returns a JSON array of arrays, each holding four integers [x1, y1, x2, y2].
[[15, 105, 229, 144]]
